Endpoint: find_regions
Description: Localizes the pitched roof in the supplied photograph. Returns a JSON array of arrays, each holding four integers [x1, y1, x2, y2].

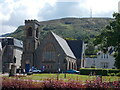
[[51, 32, 76, 59], [0, 37, 23, 49], [14, 38, 23, 48], [66, 40, 84, 59]]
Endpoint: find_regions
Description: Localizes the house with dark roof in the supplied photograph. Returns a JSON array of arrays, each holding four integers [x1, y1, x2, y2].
[[84, 47, 116, 69], [22, 20, 85, 72], [0, 37, 23, 73]]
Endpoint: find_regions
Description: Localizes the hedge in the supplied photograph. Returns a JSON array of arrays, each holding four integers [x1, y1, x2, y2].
[[79, 68, 120, 76]]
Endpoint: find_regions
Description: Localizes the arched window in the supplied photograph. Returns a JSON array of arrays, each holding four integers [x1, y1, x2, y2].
[[36, 28, 39, 38], [42, 43, 56, 61], [27, 27, 32, 36]]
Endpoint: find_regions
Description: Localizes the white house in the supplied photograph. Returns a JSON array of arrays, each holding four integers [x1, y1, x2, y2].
[[0, 37, 23, 73], [84, 48, 116, 69]]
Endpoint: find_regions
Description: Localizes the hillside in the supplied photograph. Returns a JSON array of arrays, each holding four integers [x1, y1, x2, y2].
[[6, 18, 113, 41]]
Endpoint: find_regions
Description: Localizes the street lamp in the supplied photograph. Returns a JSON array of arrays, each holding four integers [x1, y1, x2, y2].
[[57, 54, 60, 80]]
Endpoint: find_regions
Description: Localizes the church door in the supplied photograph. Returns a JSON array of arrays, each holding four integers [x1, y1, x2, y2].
[[25, 64, 30, 73]]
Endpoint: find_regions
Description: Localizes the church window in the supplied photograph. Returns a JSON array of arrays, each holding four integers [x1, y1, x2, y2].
[[42, 43, 56, 61], [64, 59, 66, 63], [47, 65, 49, 68], [36, 28, 39, 38], [27, 27, 32, 36]]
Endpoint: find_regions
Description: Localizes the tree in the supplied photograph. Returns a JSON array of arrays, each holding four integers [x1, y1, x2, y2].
[[85, 42, 97, 55], [94, 13, 120, 69]]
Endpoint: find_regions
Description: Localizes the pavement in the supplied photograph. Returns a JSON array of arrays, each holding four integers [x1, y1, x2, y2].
[[0, 73, 9, 76]]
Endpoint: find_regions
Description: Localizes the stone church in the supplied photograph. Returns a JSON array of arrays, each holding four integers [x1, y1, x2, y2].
[[22, 20, 85, 72]]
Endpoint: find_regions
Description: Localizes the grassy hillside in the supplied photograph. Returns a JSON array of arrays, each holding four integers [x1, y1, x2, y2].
[[7, 18, 113, 41]]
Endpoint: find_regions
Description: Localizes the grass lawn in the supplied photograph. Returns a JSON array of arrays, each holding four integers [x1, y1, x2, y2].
[[10, 73, 120, 83]]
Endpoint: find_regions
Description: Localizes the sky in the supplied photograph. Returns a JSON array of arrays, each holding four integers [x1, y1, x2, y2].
[[0, 0, 120, 35]]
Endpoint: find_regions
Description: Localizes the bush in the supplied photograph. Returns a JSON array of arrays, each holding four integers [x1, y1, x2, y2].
[[79, 68, 107, 76], [2, 77, 120, 89], [116, 72, 120, 76], [109, 73, 116, 76], [108, 69, 120, 74], [79, 68, 120, 76]]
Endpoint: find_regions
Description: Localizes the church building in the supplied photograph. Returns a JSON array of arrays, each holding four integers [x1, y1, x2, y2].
[[22, 20, 85, 72]]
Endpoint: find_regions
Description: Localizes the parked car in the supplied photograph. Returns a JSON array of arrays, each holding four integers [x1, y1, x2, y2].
[[66, 69, 80, 74], [29, 68, 41, 73]]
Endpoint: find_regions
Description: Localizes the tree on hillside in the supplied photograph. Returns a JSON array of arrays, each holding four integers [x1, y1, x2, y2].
[[93, 13, 120, 69]]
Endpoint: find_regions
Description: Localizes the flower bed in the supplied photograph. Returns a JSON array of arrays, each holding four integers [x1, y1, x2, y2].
[[2, 77, 120, 89]]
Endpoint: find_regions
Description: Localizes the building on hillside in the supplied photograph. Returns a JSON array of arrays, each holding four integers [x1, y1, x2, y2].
[[84, 47, 116, 69], [22, 20, 85, 72], [0, 37, 23, 73]]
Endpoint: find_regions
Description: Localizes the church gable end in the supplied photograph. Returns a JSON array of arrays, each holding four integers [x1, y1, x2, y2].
[[35, 32, 77, 72]]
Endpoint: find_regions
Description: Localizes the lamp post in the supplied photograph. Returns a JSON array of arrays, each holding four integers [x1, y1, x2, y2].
[[57, 54, 60, 80]]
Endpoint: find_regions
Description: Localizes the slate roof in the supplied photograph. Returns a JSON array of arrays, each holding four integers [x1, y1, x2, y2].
[[66, 40, 84, 60], [108, 47, 114, 55], [51, 32, 76, 59], [14, 38, 23, 48], [0, 37, 23, 49]]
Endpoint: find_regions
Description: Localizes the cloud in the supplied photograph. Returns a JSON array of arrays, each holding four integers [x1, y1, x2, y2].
[[0, 0, 56, 35], [0, 0, 120, 35], [0, 25, 16, 35], [38, 2, 90, 21], [83, 0, 118, 15]]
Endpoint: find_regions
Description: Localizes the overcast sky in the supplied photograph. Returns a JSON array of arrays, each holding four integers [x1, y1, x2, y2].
[[0, 0, 120, 35]]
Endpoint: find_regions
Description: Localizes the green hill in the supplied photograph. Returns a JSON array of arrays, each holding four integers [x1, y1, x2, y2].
[[7, 17, 113, 41]]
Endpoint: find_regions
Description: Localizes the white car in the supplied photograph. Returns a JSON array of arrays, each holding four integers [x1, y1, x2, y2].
[[29, 68, 41, 73]]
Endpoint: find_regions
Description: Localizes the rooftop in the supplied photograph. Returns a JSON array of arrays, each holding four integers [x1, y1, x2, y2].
[[51, 32, 76, 59]]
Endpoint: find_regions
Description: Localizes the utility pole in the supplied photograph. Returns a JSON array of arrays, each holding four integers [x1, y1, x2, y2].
[[90, 8, 92, 18]]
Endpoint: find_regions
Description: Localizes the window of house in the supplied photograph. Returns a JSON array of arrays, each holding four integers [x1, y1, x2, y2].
[[101, 54, 103, 58], [42, 43, 56, 61], [106, 54, 108, 59], [104, 54, 105, 58], [101, 62, 109, 68]]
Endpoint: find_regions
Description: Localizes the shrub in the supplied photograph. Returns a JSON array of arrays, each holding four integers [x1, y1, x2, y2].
[[2, 77, 44, 89], [79, 68, 107, 76], [79, 68, 120, 76], [108, 69, 120, 74], [110, 73, 116, 76], [116, 72, 120, 76], [2, 77, 120, 89]]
